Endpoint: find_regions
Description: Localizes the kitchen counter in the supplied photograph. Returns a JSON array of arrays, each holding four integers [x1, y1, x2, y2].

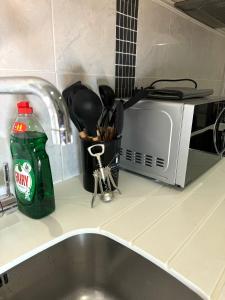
[[1, 160, 225, 300]]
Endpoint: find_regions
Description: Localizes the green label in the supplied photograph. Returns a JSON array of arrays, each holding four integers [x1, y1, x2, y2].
[[14, 160, 35, 203]]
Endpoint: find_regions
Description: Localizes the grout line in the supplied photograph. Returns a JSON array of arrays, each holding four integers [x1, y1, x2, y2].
[[116, 51, 136, 56], [167, 194, 225, 266], [0, 68, 55, 73], [99, 184, 163, 228], [99, 197, 146, 229], [116, 64, 136, 67], [51, 71, 115, 77], [134, 0, 140, 89], [50, 0, 58, 87], [211, 265, 225, 300], [131, 182, 203, 243], [116, 24, 137, 33], [116, 11, 137, 20], [50, 0, 64, 181], [116, 38, 137, 44], [60, 144, 65, 181], [115, 76, 135, 78], [168, 0, 173, 37]]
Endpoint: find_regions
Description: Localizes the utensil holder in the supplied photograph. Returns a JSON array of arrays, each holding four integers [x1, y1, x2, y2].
[[81, 138, 121, 193]]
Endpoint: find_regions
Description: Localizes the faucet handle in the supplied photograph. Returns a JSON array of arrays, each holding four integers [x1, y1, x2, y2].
[[0, 194, 18, 216]]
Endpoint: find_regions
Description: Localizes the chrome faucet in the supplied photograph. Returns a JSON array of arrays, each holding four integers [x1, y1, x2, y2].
[[0, 76, 72, 144]]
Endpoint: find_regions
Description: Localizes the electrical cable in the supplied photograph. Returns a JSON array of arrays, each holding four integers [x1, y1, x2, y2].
[[145, 78, 198, 89]]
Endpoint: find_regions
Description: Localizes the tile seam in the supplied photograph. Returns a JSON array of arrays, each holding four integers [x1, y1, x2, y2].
[[99, 197, 147, 228], [50, 0, 58, 84], [210, 266, 225, 300], [99, 185, 163, 228], [0, 68, 55, 73], [131, 182, 203, 242]]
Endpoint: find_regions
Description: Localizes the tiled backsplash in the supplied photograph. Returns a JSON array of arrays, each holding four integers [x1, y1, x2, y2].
[[115, 0, 139, 98], [0, 0, 116, 191], [0, 0, 225, 192], [136, 0, 225, 93]]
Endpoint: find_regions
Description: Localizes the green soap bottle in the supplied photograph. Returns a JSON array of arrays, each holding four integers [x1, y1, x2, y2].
[[10, 101, 55, 219]]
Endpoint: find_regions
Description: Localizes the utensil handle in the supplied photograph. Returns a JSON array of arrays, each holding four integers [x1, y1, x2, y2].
[[123, 89, 149, 110]]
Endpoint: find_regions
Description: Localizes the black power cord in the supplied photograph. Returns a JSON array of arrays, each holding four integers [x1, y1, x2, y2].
[[145, 78, 198, 90], [126, 78, 199, 110]]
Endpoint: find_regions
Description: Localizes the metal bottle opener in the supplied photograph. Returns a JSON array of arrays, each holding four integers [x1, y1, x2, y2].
[[87, 144, 121, 208], [88, 144, 105, 181]]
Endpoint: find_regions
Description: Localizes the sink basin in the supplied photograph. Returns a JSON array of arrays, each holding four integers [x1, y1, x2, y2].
[[0, 233, 202, 300]]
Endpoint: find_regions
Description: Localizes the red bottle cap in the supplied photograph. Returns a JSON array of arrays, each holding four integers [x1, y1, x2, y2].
[[17, 101, 33, 114]]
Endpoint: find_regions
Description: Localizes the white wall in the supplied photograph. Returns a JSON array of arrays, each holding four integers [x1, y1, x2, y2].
[[0, 0, 225, 191], [136, 0, 225, 93]]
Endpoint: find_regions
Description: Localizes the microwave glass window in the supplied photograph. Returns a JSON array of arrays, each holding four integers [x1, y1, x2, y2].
[[192, 103, 218, 132], [190, 101, 225, 154]]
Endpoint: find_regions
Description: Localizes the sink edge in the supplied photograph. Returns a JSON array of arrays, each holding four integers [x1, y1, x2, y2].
[[0, 227, 208, 300]]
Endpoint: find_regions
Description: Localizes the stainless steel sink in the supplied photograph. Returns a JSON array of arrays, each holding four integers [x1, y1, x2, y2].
[[0, 233, 202, 300]]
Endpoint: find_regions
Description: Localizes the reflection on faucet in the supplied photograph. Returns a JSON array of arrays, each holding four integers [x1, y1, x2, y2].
[[0, 163, 17, 217], [0, 76, 72, 145]]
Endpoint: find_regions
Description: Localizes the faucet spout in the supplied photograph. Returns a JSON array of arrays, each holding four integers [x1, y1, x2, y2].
[[0, 76, 72, 144]]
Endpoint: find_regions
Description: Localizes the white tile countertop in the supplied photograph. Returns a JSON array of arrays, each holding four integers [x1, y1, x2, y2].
[[1, 160, 225, 299]]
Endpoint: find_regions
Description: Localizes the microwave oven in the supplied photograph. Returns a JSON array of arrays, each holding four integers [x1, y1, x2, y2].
[[120, 97, 225, 187]]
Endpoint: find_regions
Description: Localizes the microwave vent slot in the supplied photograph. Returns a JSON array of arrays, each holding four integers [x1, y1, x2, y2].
[[145, 154, 153, 167], [122, 148, 163, 168], [156, 157, 165, 168], [126, 149, 133, 161], [135, 152, 142, 164]]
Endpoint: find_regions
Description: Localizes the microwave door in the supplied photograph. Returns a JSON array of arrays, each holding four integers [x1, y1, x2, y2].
[[189, 102, 225, 154], [185, 102, 225, 186]]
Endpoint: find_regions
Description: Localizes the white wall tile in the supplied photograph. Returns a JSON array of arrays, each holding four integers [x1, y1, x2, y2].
[[1, 0, 225, 192], [0, 0, 118, 189], [136, 0, 225, 92], [136, 0, 172, 78], [190, 25, 225, 80], [53, 0, 116, 75], [0, 0, 55, 71]]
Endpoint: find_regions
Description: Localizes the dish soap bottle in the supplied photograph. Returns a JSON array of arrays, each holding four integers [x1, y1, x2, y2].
[[10, 101, 55, 219]]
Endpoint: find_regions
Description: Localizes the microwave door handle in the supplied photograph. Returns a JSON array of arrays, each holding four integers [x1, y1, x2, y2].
[[213, 107, 225, 156], [221, 130, 225, 151], [123, 89, 150, 110]]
